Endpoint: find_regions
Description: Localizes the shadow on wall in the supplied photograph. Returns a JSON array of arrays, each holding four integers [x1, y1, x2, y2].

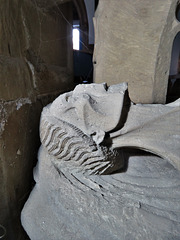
[[167, 32, 180, 103], [73, 50, 93, 84], [166, 2, 180, 103], [0, 224, 6, 239]]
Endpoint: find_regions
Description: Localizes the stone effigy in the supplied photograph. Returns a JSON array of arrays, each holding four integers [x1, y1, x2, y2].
[[21, 83, 180, 240]]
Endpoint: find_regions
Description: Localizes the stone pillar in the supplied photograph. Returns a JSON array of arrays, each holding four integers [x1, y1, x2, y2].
[[93, 0, 180, 103], [0, 0, 74, 239]]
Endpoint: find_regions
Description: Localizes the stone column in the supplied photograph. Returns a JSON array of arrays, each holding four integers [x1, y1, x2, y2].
[[93, 0, 180, 103]]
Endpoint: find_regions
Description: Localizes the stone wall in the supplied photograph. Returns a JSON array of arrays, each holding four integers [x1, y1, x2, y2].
[[93, 0, 180, 103], [0, 0, 74, 239]]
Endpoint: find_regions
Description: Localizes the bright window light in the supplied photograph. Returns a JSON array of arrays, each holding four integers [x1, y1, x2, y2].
[[73, 28, 80, 50]]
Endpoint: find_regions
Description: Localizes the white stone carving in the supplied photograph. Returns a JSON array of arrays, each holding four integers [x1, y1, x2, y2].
[[21, 83, 180, 240]]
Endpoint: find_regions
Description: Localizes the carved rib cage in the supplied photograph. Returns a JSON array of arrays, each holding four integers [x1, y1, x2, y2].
[[40, 116, 118, 175]]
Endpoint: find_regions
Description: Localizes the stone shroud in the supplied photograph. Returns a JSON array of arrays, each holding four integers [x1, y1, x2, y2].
[[93, 0, 180, 103], [21, 83, 180, 240]]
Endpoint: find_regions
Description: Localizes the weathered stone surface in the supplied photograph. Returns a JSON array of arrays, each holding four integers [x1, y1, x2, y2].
[[49, 83, 127, 143], [93, 0, 180, 103], [21, 83, 180, 239], [110, 99, 180, 171], [38, 83, 180, 173], [22, 150, 180, 240], [0, 0, 74, 239], [0, 56, 33, 100], [0, 101, 41, 239], [30, 0, 71, 10], [0, 0, 74, 101]]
